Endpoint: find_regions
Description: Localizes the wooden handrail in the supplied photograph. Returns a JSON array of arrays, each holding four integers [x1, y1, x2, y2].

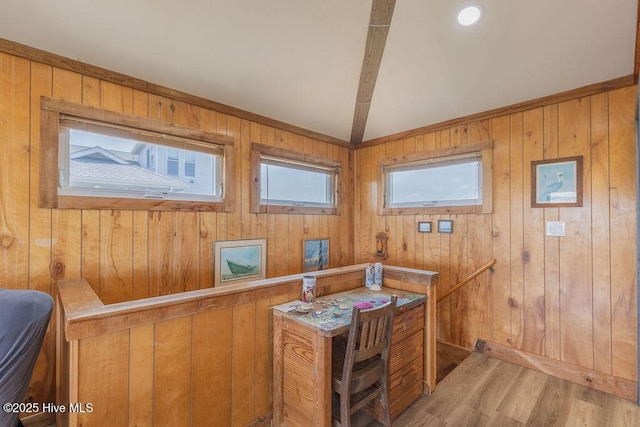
[[437, 259, 496, 303]]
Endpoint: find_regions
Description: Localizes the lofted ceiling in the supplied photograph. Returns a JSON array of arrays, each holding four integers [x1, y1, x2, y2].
[[0, 0, 637, 145]]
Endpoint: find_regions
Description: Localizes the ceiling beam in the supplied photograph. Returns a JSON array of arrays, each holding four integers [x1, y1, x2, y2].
[[349, 0, 396, 145]]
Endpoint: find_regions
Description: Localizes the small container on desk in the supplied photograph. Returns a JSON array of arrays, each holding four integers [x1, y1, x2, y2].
[[302, 276, 316, 303]]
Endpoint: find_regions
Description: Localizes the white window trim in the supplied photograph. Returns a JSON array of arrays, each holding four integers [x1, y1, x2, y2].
[[378, 140, 493, 215]]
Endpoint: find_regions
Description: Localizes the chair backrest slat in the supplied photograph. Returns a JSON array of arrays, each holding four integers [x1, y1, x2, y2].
[[343, 295, 398, 379]]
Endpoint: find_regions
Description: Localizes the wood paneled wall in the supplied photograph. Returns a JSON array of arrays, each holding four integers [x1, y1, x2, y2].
[[354, 86, 638, 383], [0, 51, 353, 408]]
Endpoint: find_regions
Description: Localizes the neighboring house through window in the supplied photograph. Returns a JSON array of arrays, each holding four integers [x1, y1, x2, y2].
[[167, 148, 180, 177], [39, 96, 235, 212]]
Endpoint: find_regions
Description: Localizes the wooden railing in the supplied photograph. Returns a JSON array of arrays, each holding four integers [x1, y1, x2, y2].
[[436, 259, 496, 304]]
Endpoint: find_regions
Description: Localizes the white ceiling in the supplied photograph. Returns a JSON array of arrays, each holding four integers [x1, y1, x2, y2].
[[0, 0, 637, 143]]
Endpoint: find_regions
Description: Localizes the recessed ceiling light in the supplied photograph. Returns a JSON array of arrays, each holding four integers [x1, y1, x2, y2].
[[457, 5, 483, 26]]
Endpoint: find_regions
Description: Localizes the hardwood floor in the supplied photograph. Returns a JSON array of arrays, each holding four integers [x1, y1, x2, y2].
[[393, 351, 640, 426]]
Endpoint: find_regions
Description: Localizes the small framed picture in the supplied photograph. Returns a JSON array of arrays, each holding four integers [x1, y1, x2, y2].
[[438, 220, 453, 234], [531, 156, 583, 208], [418, 222, 432, 233], [214, 239, 266, 286], [303, 238, 329, 272]]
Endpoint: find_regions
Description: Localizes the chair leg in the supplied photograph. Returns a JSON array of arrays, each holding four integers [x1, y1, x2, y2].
[[340, 395, 351, 427], [379, 389, 392, 426]]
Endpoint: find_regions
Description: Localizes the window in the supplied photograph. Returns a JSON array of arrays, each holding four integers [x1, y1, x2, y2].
[[40, 97, 235, 212], [167, 148, 180, 176], [184, 151, 196, 177], [251, 143, 342, 215], [379, 141, 493, 214]]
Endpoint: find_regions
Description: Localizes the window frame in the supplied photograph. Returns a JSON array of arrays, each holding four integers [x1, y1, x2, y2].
[[378, 140, 493, 215], [39, 96, 235, 212], [250, 142, 342, 215]]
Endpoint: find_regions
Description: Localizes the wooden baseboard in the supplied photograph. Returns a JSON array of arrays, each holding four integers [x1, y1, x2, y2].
[[437, 339, 472, 360], [20, 412, 55, 427], [474, 339, 638, 403], [436, 339, 471, 367]]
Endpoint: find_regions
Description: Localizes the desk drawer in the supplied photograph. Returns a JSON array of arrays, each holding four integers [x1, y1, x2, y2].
[[392, 304, 424, 344], [389, 329, 423, 373], [374, 355, 423, 420]]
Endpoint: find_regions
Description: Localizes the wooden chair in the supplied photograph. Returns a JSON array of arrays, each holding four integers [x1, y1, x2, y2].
[[332, 295, 397, 426]]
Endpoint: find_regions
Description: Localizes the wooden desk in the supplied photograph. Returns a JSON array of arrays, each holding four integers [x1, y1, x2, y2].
[[272, 288, 427, 426]]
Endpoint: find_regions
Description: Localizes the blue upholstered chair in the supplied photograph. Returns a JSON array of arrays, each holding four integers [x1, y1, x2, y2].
[[0, 289, 54, 427]]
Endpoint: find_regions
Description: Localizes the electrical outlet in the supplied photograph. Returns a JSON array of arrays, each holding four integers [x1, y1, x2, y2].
[[546, 221, 565, 237]]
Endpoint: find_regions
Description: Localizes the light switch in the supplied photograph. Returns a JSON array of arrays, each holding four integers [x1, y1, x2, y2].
[[546, 221, 565, 237]]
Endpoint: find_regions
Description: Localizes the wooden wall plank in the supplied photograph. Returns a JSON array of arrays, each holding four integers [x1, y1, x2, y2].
[[490, 115, 512, 346], [558, 97, 594, 369], [172, 211, 199, 293], [154, 316, 192, 427], [0, 52, 30, 288], [254, 297, 272, 418], [232, 301, 257, 426], [464, 214, 492, 349], [449, 214, 468, 346], [148, 211, 173, 296], [590, 92, 612, 375], [28, 61, 55, 404], [542, 104, 561, 360], [226, 116, 243, 240], [609, 86, 638, 382], [215, 111, 229, 248], [521, 108, 545, 354], [245, 120, 257, 239], [99, 210, 134, 303], [509, 113, 525, 349], [372, 144, 386, 264], [128, 324, 154, 426], [192, 308, 233, 426], [77, 330, 129, 426], [437, 220, 452, 342], [289, 214, 303, 274]]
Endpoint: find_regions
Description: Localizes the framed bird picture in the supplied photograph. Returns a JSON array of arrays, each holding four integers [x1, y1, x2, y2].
[[531, 156, 583, 208]]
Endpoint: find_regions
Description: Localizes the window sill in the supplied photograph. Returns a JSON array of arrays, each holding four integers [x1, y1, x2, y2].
[[50, 195, 228, 212], [256, 204, 339, 215], [380, 205, 491, 215]]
